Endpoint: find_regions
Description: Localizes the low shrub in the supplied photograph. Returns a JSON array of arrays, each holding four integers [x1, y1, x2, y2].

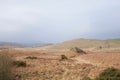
[[13, 60, 26, 67], [96, 67, 120, 80], [60, 55, 68, 60], [25, 56, 37, 59], [70, 47, 86, 54]]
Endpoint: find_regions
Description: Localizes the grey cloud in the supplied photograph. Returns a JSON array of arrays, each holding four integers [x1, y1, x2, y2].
[[0, 0, 120, 43]]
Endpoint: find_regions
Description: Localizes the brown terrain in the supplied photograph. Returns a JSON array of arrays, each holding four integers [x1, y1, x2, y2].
[[0, 39, 120, 80]]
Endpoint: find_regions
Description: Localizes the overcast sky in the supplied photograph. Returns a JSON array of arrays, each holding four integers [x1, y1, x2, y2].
[[0, 0, 120, 43]]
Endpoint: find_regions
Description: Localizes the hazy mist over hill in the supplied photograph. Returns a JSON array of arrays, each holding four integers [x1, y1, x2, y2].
[[0, 0, 120, 43]]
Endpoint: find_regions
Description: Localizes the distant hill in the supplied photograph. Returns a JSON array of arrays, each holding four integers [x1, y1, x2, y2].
[[0, 42, 52, 49], [48, 38, 120, 49], [107, 39, 120, 44], [0, 42, 23, 49], [19, 42, 53, 47]]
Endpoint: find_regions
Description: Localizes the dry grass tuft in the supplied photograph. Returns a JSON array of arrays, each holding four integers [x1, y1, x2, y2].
[[0, 53, 14, 80]]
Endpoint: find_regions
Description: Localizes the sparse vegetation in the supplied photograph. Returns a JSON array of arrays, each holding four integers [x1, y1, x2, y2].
[[82, 76, 92, 80], [99, 46, 102, 49], [60, 55, 68, 60], [25, 56, 37, 59], [0, 43, 120, 80], [0, 54, 14, 80], [13, 60, 27, 67], [96, 67, 120, 80], [70, 47, 86, 54]]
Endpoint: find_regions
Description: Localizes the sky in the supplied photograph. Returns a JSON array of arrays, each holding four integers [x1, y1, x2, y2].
[[0, 0, 120, 43]]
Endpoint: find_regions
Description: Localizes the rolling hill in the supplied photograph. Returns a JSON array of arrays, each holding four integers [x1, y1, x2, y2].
[[47, 38, 120, 49]]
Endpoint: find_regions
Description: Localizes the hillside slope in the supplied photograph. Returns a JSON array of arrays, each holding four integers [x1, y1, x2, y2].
[[48, 39, 120, 49]]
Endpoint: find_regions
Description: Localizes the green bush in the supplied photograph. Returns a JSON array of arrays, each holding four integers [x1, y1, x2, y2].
[[70, 47, 86, 54], [0, 54, 14, 80], [96, 67, 120, 80], [13, 60, 26, 67], [60, 55, 68, 60], [25, 56, 37, 59]]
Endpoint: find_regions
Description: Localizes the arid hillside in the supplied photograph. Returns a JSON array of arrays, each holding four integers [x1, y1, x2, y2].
[[0, 39, 120, 80], [46, 39, 120, 49]]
